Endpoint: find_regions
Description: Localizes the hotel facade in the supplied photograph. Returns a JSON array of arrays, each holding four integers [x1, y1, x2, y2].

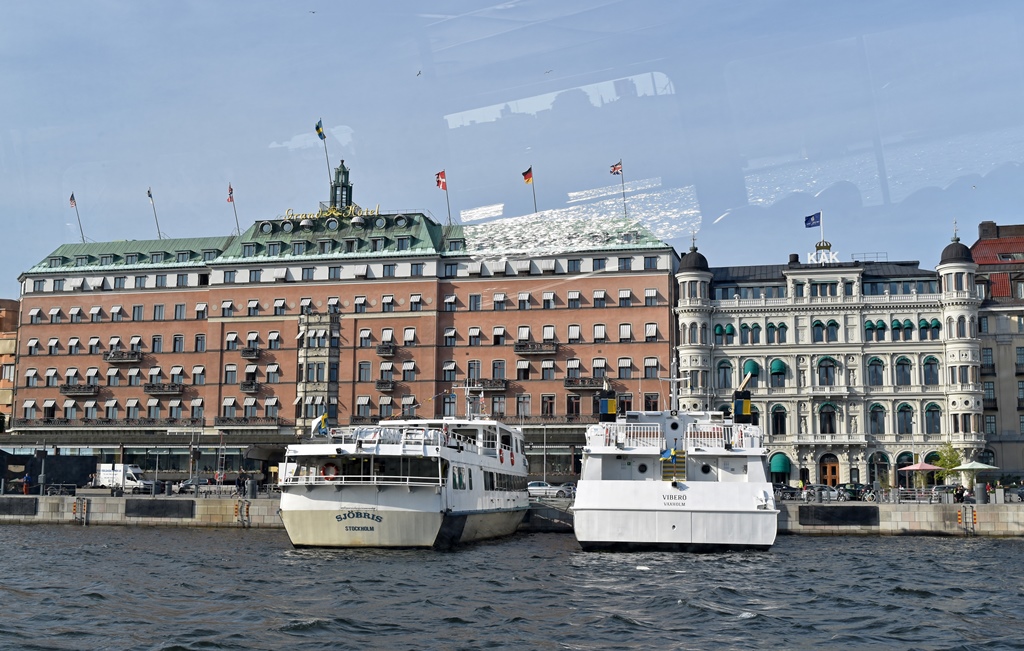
[[6, 164, 679, 479]]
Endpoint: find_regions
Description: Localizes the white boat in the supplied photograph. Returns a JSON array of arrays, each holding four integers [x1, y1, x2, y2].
[[278, 417, 530, 548], [572, 410, 778, 552]]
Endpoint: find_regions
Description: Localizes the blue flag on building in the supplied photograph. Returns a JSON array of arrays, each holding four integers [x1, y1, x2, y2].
[[804, 212, 821, 228], [315, 119, 326, 140]]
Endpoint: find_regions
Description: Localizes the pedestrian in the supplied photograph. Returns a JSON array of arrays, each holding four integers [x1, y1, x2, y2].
[[22, 472, 30, 495]]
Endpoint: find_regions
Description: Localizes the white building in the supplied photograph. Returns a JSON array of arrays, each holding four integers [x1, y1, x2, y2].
[[675, 237, 984, 488]]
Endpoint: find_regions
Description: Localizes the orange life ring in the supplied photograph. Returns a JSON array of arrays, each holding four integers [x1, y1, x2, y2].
[[320, 463, 340, 481], [510, 450, 515, 465], [499, 448, 504, 464]]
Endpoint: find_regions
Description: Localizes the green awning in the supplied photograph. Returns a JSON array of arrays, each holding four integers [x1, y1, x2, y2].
[[903, 319, 914, 329], [826, 319, 838, 327], [895, 356, 911, 365], [924, 355, 938, 364], [714, 324, 724, 335], [724, 324, 736, 335], [919, 319, 930, 328], [743, 359, 760, 376], [864, 321, 875, 329], [812, 320, 824, 327], [769, 455, 792, 473], [875, 320, 887, 329], [892, 319, 902, 329], [867, 356, 883, 366], [930, 318, 941, 328], [770, 359, 787, 374]]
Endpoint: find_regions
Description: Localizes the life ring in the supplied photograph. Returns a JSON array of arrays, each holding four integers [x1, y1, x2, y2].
[[499, 448, 504, 464], [320, 463, 340, 481], [510, 451, 515, 466]]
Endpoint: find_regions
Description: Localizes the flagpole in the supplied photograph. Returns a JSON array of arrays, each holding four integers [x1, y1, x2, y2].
[[70, 194, 85, 243], [148, 188, 163, 239], [820, 210, 824, 242], [318, 118, 331, 187], [228, 185, 241, 235], [619, 162, 628, 219], [444, 184, 452, 225], [530, 166, 538, 213]]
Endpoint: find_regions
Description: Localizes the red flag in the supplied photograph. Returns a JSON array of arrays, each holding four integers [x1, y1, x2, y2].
[[435, 170, 447, 191], [522, 167, 533, 184], [227, 184, 234, 203]]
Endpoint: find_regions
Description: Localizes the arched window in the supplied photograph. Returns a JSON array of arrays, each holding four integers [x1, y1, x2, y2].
[[826, 320, 839, 342], [875, 320, 886, 342], [902, 319, 914, 341], [700, 323, 707, 344], [869, 404, 885, 435], [925, 403, 941, 434], [891, 321, 902, 342], [864, 321, 874, 341], [895, 358, 912, 386], [716, 360, 733, 389], [743, 360, 760, 388], [978, 449, 996, 466], [725, 324, 736, 345], [812, 321, 824, 343], [817, 358, 836, 386], [767, 324, 777, 344], [771, 405, 787, 436], [751, 324, 761, 344], [777, 324, 788, 344], [918, 319, 929, 341], [819, 404, 837, 434], [931, 319, 941, 340], [770, 359, 787, 388], [714, 324, 724, 345], [969, 317, 976, 338], [740, 324, 750, 345], [867, 358, 884, 386], [957, 316, 966, 338], [897, 404, 914, 434], [688, 322, 697, 344]]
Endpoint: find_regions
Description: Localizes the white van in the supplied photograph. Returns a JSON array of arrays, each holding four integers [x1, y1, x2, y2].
[[95, 464, 156, 494]]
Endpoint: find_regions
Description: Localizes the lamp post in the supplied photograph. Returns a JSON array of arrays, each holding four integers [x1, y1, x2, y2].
[[542, 425, 547, 483]]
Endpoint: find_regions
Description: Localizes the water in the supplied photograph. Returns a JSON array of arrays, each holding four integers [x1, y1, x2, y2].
[[1, 525, 1022, 650]]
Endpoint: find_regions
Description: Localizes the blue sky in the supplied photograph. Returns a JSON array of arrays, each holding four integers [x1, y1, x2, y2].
[[3, 1, 1024, 297]]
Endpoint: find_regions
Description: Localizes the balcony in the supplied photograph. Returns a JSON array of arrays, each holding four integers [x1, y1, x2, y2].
[[214, 417, 286, 427], [983, 398, 998, 410], [240, 381, 261, 393], [466, 378, 507, 391], [1017, 363, 1024, 375], [103, 350, 142, 363], [240, 347, 261, 359], [980, 364, 996, 376], [59, 384, 99, 396], [514, 342, 559, 355], [563, 377, 604, 389], [144, 382, 184, 395], [808, 385, 849, 397], [376, 343, 396, 357], [11, 417, 207, 428], [1018, 398, 1024, 411], [376, 380, 395, 392]]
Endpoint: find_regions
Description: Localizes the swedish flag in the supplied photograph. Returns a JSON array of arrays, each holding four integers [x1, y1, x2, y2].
[[311, 413, 328, 436], [315, 119, 326, 140]]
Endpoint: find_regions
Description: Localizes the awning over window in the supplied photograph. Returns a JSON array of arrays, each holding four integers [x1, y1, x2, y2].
[[442, 361, 456, 370], [225, 333, 238, 342], [168, 399, 181, 407], [493, 293, 506, 302], [243, 397, 257, 406], [299, 297, 312, 307], [295, 329, 306, 340], [224, 364, 236, 372], [593, 358, 606, 368], [410, 294, 421, 303], [222, 397, 237, 406], [192, 365, 205, 374], [517, 360, 530, 369], [148, 367, 161, 376], [382, 294, 394, 304], [274, 298, 286, 307], [645, 358, 659, 367], [247, 299, 259, 308], [619, 324, 631, 338], [567, 290, 580, 300], [245, 364, 257, 373], [930, 318, 941, 328], [379, 396, 392, 405], [111, 305, 124, 314], [469, 327, 481, 336], [594, 324, 606, 338], [22, 399, 37, 408], [60, 398, 76, 409], [48, 337, 59, 347], [28, 308, 41, 317], [618, 358, 631, 367], [356, 396, 370, 405], [194, 303, 206, 312], [444, 295, 456, 304], [743, 360, 760, 376], [69, 307, 81, 316], [518, 292, 530, 301], [26, 337, 39, 347], [402, 395, 416, 405], [191, 398, 203, 407], [268, 331, 280, 341], [221, 300, 234, 309], [444, 328, 456, 337], [542, 325, 555, 339], [67, 337, 80, 347], [125, 398, 139, 407], [518, 326, 530, 340], [403, 361, 415, 370], [129, 335, 142, 345], [327, 297, 339, 306], [542, 292, 554, 300], [645, 323, 658, 337], [247, 332, 259, 342], [619, 289, 631, 298], [403, 327, 415, 341], [147, 398, 159, 407], [24, 369, 37, 377], [89, 306, 102, 315], [127, 368, 141, 377], [49, 307, 61, 316], [86, 367, 99, 377], [645, 288, 658, 298], [265, 397, 279, 406], [724, 324, 736, 335], [45, 368, 58, 377], [89, 337, 100, 346], [83, 400, 96, 409], [381, 328, 394, 342], [714, 324, 724, 335], [380, 361, 393, 371], [266, 364, 279, 373], [108, 336, 120, 347], [566, 359, 580, 368], [593, 289, 606, 299], [769, 455, 792, 473], [770, 359, 787, 374], [492, 326, 505, 336], [43, 399, 57, 408], [542, 360, 554, 368], [106, 368, 119, 377]]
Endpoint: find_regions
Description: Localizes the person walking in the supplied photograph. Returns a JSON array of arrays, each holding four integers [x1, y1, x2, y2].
[[22, 472, 30, 495]]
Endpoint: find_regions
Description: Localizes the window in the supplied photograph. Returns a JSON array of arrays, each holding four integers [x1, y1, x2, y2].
[[619, 358, 633, 380], [382, 264, 396, 277], [32, 280, 44, 292], [134, 276, 146, 289], [818, 359, 836, 386], [358, 362, 371, 382], [895, 359, 912, 386], [411, 263, 424, 276], [541, 395, 555, 417], [716, 361, 732, 388], [644, 393, 659, 411], [923, 358, 939, 385], [223, 270, 236, 284], [516, 394, 531, 417], [517, 362, 531, 381], [568, 259, 582, 272], [174, 304, 186, 320], [617, 257, 632, 271], [542, 360, 555, 380], [224, 365, 237, 384], [826, 321, 839, 342], [409, 295, 422, 312], [151, 335, 163, 353], [444, 295, 457, 312], [542, 293, 554, 310], [153, 304, 164, 321], [644, 358, 659, 379], [301, 267, 314, 281], [777, 324, 788, 343], [567, 291, 581, 309], [593, 258, 606, 271], [618, 323, 632, 342], [519, 294, 530, 310], [868, 405, 886, 434], [403, 362, 416, 382], [443, 394, 456, 417], [248, 301, 259, 317], [568, 324, 581, 344], [443, 362, 457, 382], [819, 405, 837, 434], [248, 269, 261, 283], [226, 333, 239, 351], [867, 359, 884, 386], [444, 263, 458, 277], [132, 305, 145, 321], [492, 395, 506, 417], [619, 290, 632, 307], [644, 256, 658, 270], [493, 328, 506, 345], [469, 294, 481, 311], [196, 304, 207, 320], [812, 321, 824, 343], [593, 291, 606, 309], [329, 266, 341, 280], [772, 407, 787, 435], [593, 324, 606, 343], [354, 297, 366, 313], [444, 329, 456, 347], [492, 360, 506, 379], [194, 334, 206, 352], [469, 328, 481, 346]]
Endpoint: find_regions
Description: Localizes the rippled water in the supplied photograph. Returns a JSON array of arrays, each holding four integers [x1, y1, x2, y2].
[[1, 525, 1022, 650]]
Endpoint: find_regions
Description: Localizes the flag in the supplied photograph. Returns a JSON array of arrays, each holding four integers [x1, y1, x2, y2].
[[315, 119, 325, 140], [610, 160, 622, 175], [69, 193, 76, 208], [311, 413, 328, 436], [227, 184, 234, 203], [147, 188, 154, 204], [435, 170, 447, 190], [522, 167, 533, 184], [804, 212, 821, 228]]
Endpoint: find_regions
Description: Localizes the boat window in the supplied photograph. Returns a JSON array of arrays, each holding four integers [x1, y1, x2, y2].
[[468, 469, 473, 490]]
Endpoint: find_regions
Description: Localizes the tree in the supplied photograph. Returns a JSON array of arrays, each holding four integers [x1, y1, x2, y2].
[[934, 443, 962, 483]]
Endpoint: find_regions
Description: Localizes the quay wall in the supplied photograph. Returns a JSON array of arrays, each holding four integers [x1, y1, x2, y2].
[[778, 502, 1024, 537]]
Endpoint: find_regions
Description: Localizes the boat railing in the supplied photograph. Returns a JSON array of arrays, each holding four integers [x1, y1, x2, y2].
[[281, 473, 441, 487], [327, 426, 453, 447], [685, 423, 764, 450], [586, 423, 665, 449]]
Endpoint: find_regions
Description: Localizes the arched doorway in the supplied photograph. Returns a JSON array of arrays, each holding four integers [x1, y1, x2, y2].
[[819, 453, 839, 486], [868, 451, 890, 488], [768, 453, 792, 484], [924, 451, 941, 486], [895, 451, 914, 488]]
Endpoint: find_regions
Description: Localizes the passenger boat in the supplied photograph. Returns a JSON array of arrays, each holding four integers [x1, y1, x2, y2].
[[278, 415, 529, 548], [572, 409, 778, 552]]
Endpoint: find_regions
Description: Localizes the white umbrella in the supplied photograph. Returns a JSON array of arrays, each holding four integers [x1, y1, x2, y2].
[[952, 461, 998, 471]]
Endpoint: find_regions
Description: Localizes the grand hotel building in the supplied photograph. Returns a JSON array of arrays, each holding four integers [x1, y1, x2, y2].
[[7, 164, 679, 479]]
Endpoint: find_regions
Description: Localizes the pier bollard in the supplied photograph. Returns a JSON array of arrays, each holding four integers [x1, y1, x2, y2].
[[815, 489, 823, 503], [165, 481, 173, 496], [246, 479, 257, 499]]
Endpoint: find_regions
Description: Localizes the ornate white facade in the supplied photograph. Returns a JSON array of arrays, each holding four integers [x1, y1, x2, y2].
[[675, 239, 984, 488]]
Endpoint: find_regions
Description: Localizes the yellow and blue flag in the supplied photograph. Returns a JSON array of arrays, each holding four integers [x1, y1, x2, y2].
[[315, 119, 326, 141], [311, 413, 328, 436]]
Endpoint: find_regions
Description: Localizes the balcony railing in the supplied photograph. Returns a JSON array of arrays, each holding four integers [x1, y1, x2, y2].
[[1017, 363, 1024, 375], [514, 342, 559, 355], [11, 417, 207, 428], [466, 378, 508, 391], [563, 377, 604, 389], [376, 380, 395, 391], [983, 398, 998, 410], [59, 384, 99, 396], [240, 381, 261, 393], [1018, 398, 1024, 411], [376, 343, 396, 357], [144, 382, 184, 395], [240, 347, 261, 359], [980, 364, 996, 376], [103, 350, 142, 363], [214, 417, 287, 427]]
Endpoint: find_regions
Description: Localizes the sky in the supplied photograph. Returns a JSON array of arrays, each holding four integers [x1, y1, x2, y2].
[[3, 1, 1024, 297]]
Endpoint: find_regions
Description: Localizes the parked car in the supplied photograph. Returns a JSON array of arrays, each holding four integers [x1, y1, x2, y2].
[[176, 478, 212, 494], [1015, 487, 1024, 503], [773, 483, 800, 500], [801, 483, 840, 501], [837, 483, 868, 501], [527, 481, 573, 498]]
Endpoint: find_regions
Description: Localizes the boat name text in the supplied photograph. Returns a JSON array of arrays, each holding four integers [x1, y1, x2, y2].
[[336, 511, 384, 523]]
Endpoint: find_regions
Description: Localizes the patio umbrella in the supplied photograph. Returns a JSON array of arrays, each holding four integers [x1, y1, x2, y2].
[[901, 462, 943, 471], [952, 461, 998, 471]]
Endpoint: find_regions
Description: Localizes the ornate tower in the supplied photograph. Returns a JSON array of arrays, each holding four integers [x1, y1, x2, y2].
[[675, 245, 714, 411]]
